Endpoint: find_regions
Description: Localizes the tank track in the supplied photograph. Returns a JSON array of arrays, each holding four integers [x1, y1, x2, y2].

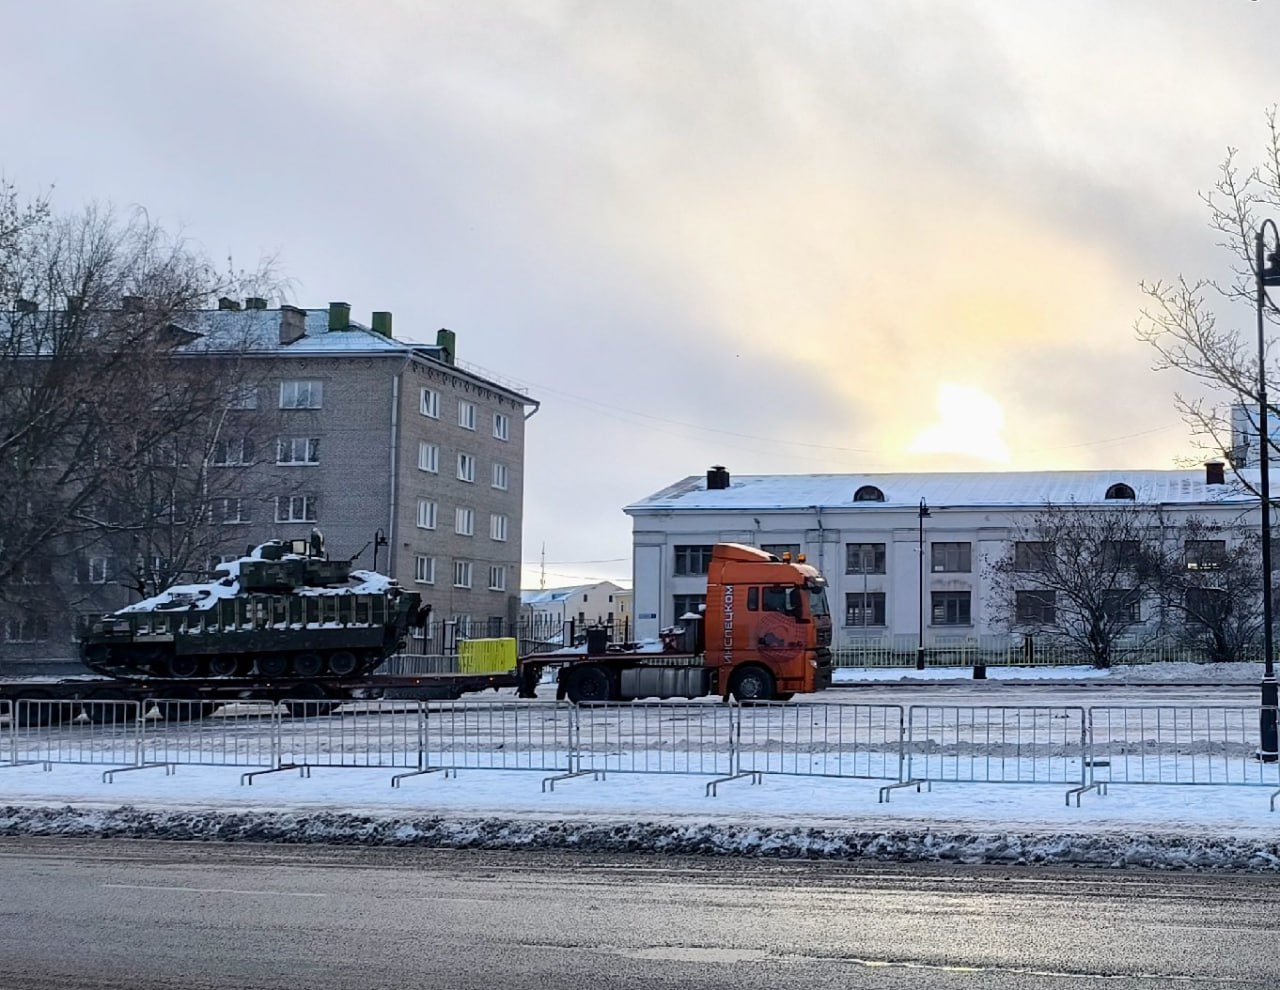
[[79, 644, 388, 683]]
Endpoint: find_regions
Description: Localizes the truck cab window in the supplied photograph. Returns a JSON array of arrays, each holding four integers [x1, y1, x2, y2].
[[762, 587, 790, 614], [747, 587, 759, 611]]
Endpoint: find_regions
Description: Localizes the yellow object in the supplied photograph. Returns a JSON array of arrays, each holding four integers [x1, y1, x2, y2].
[[458, 637, 518, 674]]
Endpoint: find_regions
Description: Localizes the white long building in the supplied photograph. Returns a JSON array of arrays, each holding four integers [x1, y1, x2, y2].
[[623, 464, 1263, 650]]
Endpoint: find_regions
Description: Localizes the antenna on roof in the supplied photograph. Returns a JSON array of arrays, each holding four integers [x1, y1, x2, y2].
[[540, 541, 546, 591]]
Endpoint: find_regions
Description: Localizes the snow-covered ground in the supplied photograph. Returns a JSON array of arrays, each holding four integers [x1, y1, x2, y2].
[[4, 664, 1280, 871]]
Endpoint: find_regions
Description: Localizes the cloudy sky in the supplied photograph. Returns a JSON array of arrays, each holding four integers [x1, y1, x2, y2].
[[4, 0, 1278, 588]]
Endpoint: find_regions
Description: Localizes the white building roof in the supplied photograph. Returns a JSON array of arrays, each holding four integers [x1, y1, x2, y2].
[[625, 469, 1263, 513]]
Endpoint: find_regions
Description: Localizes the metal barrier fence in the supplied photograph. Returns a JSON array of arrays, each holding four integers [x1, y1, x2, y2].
[[420, 701, 572, 774], [139, 701, 279, 770], [0, 700, 9, 765], [834, 636, 1266, 668], [11, 700, 143, 772], [277, 700, 424, 770], [736, 703, 904, 780], [574, 702, 735, 777]]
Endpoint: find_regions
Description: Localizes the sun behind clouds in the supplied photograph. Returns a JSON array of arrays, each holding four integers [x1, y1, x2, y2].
[[908, 383, 1011, 464]]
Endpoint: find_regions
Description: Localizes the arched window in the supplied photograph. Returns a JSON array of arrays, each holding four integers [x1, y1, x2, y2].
[[1105, 483, 1136, 501], [854, 485, 885, 502]]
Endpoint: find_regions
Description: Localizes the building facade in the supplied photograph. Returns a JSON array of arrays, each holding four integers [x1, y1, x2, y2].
[[1, 301, 537, 669], [624, 465, 1264, 655]]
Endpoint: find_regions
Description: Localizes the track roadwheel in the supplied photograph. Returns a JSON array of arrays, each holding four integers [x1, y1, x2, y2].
[[563, 665, 612, 705], [327, 651, 358, 677], [256, 654, 288, 678], [729, 666, 776, 703], [167, 655, 202, 678], [208, 655, 241, 677], [291, 652, 323, 678]]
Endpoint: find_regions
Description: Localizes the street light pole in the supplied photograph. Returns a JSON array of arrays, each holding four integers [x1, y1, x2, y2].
[[917, 498, 930, 671], [1255, 220, 1280, 761]]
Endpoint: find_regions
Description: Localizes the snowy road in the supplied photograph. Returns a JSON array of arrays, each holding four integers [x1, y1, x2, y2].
[[0, 838, 1276, 989]]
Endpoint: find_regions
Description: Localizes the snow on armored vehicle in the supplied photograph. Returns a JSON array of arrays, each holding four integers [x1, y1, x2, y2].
[[80, 535, 427, 682]]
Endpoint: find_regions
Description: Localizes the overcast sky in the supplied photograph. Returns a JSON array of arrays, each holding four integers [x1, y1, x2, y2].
[[4, 0, 1278, 588]]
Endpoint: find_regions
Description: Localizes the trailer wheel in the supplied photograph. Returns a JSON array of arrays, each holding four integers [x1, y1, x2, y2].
[[729, 666, 775, 702], [291, 652, 324, 678], [564, 665, 612, 705], [327, 651, 358, 677]]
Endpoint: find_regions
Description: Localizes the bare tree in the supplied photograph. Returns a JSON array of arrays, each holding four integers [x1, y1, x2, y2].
[[0, 185, 282, 628], [1137, 515, 1264, 662], [1136, 107, 1280, 477], [986, 502, 1167, 668]]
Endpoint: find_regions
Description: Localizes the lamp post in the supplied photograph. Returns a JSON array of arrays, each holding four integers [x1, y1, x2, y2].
[[917, 498, 931, 671], [1255, 220, 1280, 761]]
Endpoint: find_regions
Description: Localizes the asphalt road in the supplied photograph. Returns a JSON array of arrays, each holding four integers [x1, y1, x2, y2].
[[1, 839, 1277, 989]]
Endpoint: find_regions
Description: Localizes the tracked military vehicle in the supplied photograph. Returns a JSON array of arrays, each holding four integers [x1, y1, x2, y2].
[[79, 535, 428, 683]]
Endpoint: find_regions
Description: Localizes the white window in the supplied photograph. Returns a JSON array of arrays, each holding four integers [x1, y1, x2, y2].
[[490, 513, 508, 542], [4, 616, 49, 643], [491, 461, 509, 490], [453, 560, 472, 589], [227, 385, 258, 410], [458, 400, 477, 430], [455, 506, 475, 536], [211, 436, 255, 466], [488, 565, 506, 591], [457, 452, 475, 482], [279, 380, 323, 409], [417, 442, 439, 473], [420, 387, 440, 419], [215, 497, 248, 524], [416, 499, 438, 530], [493, 412, 510, 441], [275, 495, 317, 523], [414, 555, 435, 584], [87, 557, 109, 584], [276, 437, 320, 465]]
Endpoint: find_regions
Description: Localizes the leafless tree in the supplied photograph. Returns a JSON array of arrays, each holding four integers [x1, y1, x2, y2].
[[985, 502, 1168, 668], [1136, 107, 1280, 478]]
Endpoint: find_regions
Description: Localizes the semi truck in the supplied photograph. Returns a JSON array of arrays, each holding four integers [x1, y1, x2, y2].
[[516, 543, 833, 703]]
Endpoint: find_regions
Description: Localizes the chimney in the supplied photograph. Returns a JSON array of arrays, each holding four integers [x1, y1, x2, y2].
[[121, 295, 144, 313], [279, 305, 306, 345], [217, 297, 241, 311], [14, 298, 37, 314], [706, 465, 731, 490], [328, 301, 351, 331], [1205, 461, 1226, 486], [371, 311, 393, 338], [244, 297, 267, 310], [436, 327, 456, 365]]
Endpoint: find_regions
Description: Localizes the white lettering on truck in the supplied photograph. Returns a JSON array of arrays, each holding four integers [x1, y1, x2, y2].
[[723, 584, 734, 664]]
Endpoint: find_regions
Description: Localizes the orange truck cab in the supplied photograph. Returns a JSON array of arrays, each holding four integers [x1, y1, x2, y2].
[[521, 543, 833, 703]]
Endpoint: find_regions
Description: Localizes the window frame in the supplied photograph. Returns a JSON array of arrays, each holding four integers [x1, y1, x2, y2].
[[416, 498, 438, 530], [414, 555, 435, 585], [455, 506, 475, 536], [457, 452, 476, 483], [458, 400, 477, 431], [420, 388, 440, 419], [1015, 590, 1056, 624], [673, 544, 714, 576], [931, 590, 972, 625], [276, 436, 320, 466], [453, 560, 473, 589], [488, 565, 507, 591], [844, 591, 887, 627], [491, 461, 509, 490], [417, 441, 440, 474], [931, 542, 972, 574], [274, 494, 317, 523], [493, 412, 510, 441], [279, 379, 323, 410], [490, 513, 509, 542], [845, 542, 886, 574]]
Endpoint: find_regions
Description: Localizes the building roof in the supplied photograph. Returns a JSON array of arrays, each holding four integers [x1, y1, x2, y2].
[[521, 580, 625, 606], [625, 469, 1263, 513]]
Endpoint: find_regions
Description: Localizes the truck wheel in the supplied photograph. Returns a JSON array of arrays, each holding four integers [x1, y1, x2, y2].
[[564, 665, 612, 705], [729, 666, 775, 702], [327, 651, 358, 677]]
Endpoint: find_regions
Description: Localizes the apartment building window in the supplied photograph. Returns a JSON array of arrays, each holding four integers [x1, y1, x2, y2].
[[931, 591, 971, 625], [227, 385, 258, 410], [279, 380, 323, 409], [211, 436, 255, 466], [458, 400, 477, 430], [1186, 587, 1227, 627], [9, 559, 53, 585], [457, 452, 476, 482], [77, 556, 110, 584], [454, 560, 473, 589], [215, 497, 248, 524], [491, 462, 509, 490], [931, 542, 971, 573], [845, 592, 886, 627], [1015, 590, 1056, 624], [414, 555, 435, 585], [4, 616, 49, 643], [1103, 588, 1142, 624], [420, 388, 440, 418], [493, 412, 510, 441], [488, 565, 506, 591], [277, 437, 320, 465], [673, 594, 706, 620], [418, 442, 439, 473], [490, 513, 508, 541], [416, 499, 438, 530], [761, 543, 801, 560], [275, 495, 317, 523], [455, 506, 475, 536], [846, 543, 886, 574], [1013, 541, 1052, 572], [1101, 540, 1140, 570], [674, 545, 714, 576], [1185, 540, 1227, 571]]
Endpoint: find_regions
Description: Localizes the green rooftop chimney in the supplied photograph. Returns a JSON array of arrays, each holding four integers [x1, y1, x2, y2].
[[371, 311, 393, 338], [328, 301, 351, 331], [436, 327, 456, 365]]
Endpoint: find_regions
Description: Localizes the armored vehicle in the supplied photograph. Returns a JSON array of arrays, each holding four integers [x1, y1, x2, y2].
[[80, 535, 427, 682]]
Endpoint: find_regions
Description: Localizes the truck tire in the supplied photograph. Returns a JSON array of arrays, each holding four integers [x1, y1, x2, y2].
[[564, 665, 612, 705], [729, 666, 775, 702]]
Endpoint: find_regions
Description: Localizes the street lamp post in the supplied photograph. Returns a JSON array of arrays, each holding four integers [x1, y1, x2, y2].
[[917, 498, 931, 671], [1255, 220, 1280, 762]]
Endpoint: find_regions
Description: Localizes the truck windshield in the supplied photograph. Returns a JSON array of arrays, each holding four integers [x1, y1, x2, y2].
[[807, 583, 830, 618]]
